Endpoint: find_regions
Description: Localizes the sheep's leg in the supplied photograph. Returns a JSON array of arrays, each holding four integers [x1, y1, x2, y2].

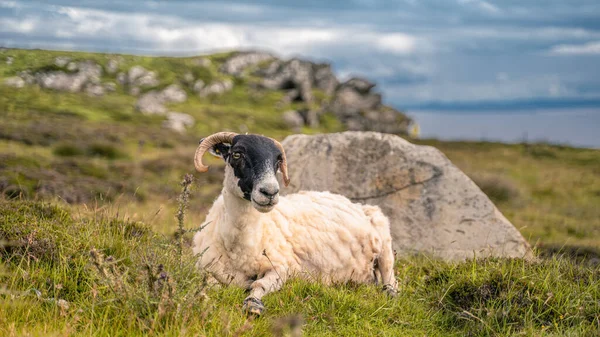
[[377, 245, 398, 297], [242, 270, 284, 316]]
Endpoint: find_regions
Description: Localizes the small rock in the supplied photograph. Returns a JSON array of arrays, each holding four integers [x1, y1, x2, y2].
[[129, 86, 141, 96], [128, 65, 147, 83], [220, 51, 274, 76], [76, 61, 102, 83], [183, 72, 195, 85], [136, 72, 159, 87], [116, 72, 127, 85], [135, 91, 167, 115], [106, 59, 119, 74], [3, 76, 25, 88], [163, 112, 195, 133], [128, 65, 159, 87], [30, 60, 108, 94], [57, 299, 70, 310], [5, 56, 13, 65], [192, 79, 205, 93], [254, 60, 282, 77], [301, 109, 320, 128], [198, 79, 233, 97], [282, 110, 304, 131], [66, 62, 78, 72], [54, 57, 71, 68], [103, 82, 117, 92], [18, 71, 35, 85], [342, 77, 375, 94], [260, 58, 315, 103], [331, 87, 381, 117], [160, 84, 187, 103], [36, 72, 86, 92], [314, 64, 338, 96], [85, 83, 105, 96]]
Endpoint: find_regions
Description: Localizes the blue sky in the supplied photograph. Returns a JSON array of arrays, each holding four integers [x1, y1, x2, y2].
[[1, 0, 599, 146]]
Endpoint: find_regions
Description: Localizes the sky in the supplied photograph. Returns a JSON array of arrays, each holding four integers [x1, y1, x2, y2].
[[1, 0, 599, 147]]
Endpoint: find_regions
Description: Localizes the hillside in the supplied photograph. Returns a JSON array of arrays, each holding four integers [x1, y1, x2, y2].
[[0, 48, 599, 336]]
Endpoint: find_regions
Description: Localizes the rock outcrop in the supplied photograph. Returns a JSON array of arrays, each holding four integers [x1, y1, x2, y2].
[[2, 50, 412, 137], [218, 52, 410, 135], [279, 132, 532, 260]]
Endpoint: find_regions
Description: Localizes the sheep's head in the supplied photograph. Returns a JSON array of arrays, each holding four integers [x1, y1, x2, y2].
[[194, 132, 290, 213]]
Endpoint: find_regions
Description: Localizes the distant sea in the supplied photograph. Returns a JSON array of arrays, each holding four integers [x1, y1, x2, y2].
[[408, 108, 600, 149]]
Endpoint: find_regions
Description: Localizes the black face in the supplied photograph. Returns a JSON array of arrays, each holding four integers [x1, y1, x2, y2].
[[211, 135, 283, 201]]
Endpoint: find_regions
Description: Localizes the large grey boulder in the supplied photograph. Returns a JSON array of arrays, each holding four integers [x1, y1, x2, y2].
[[279, 132, 532, 260]]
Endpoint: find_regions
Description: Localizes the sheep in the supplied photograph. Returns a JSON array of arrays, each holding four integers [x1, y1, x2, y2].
[[191, 132, 397, 316]]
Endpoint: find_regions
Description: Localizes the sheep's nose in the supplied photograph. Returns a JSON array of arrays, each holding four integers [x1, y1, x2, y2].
[[259, 186, 279, 198]]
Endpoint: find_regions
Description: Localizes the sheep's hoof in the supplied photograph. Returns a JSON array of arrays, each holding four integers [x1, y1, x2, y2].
[[382, 284, 397, 298], [242, 297, 265, 316]]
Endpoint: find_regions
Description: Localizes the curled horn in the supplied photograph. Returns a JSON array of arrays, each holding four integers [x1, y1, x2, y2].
[[270, 137, 290, 187], [194, 132, 238, 172]]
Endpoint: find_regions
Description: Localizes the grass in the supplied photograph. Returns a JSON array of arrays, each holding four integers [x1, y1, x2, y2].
[[0, 200, 598, 336], [0, 47, 599, 336]]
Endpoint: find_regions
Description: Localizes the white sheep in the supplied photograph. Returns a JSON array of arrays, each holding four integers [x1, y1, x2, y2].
[[192, 132, 397, 315]]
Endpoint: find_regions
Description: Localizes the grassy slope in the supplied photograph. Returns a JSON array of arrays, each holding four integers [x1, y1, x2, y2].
[[0, 48, 599, 336], [1, 201, 598, 336]]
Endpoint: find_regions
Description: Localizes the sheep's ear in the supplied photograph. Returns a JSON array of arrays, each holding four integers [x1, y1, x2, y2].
[[208, 143, 231, 160]]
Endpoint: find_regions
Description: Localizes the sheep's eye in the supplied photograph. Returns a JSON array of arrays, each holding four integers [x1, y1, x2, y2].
[[215, 149, 220, 154], [232, 152, 241, 160]]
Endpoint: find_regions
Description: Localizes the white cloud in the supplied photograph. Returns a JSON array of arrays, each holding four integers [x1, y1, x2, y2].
[[0, 17, 37, 33], [549, 41, 600, 55], [0, 0, 19, 9], [457, 0, 501, 14], [375, 33, 417, 54], [0, 5, 421, 57]]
